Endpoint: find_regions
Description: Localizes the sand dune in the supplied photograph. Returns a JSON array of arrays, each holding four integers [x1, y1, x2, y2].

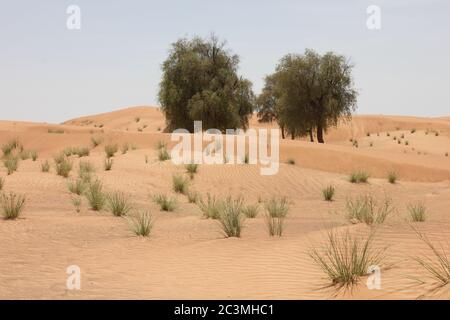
[[1, 106, 450, 299]]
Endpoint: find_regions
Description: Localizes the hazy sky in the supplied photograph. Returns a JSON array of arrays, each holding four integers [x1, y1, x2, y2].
[[1, 0, 449, 123]]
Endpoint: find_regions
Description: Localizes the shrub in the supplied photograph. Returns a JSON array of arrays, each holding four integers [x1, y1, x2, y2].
[[67, 179, 86, 195], [121, 143, 129, 154], [72, 196, 82, 213], [405, 140, 409, 146], [411, 128, 416, 134], [156, 140, 167, 150], [3, 156, 19, 175], [187, 190, 199, 204], [107, 191, 133, 216], [55, 156, 72, 178], [85, 179, 106, 211], [104, 158, 113, 171], [41, 160, 50, 173], [309, 229, 386, 287], [265, 196, 290, 218], [346, 195, 393, 225], [1, 138, 22, 157], [287, 158, 296, 165], [30, 150, 38, 161], [128, 211, 154, 237], [218, 197, 244, 238], [388, 172, 397, 184], [158, 147, 171, 161], [172, 174, 189, 194], [91, 136, 103, 147], [152, 194, 177, 212], [265, 213, 285, 237], [79, 161, 95, 182], [185, 163, 199, 178], [349, 171, 370, 183], [198, 193, 222, 219], [104, 144, 118, 158], [135, 116, 140, 123], [322, 185, 335, 201], [408, 202, 426, 222], [1, 192, 26, 220], [242, 203, 259, 218], [74, 147, 90, 157], [19, 149, 30, 160]]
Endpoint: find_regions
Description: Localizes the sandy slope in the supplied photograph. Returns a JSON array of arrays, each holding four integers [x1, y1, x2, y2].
[[1, 106, 450, 299]]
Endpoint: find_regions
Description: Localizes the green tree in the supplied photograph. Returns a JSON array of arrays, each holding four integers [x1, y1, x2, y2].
[[257, 49, 357, 143], [158, 35, 255, 132]]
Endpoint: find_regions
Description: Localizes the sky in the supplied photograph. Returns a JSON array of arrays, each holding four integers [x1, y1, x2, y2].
[[1, 0, 449, 123]]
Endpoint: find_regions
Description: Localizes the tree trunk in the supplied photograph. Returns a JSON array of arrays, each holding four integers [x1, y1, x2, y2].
[[317, 123, 324, 143], [281, 125, 285, 139], [309, 128, 314, 142], [291, 131, 295, 140]]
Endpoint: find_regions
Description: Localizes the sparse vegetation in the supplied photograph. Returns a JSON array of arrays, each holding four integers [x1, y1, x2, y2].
[[30, 150, 38, 161], [408, 202, 426, 222], [48, 128, 64, 134], [265, 213, 285, 237], [107, 191, 133, 216], [349, 171, 370, 183], [172, 174, 189, 194], [309, 229, 386, 287], [1, 138, 22, 157], [19, 149, 30, 160], [153, 194, 177, 212], [322, 185, 335, 201], [388, 172, 397, 184], [346, 195, 393, 225], [128, 211, 154, 237], [85, 179, 106, 211], [242, 203, 259, 218], [121, 143, 130, 154], [41, 160, 50, 172], [104, 144, 118, 158], [104, 158, 113, 171], [198, 193, 222, 219], [187, 190, 199, 204], [0, 192, 26, 220], [3, 156, 19, 175], [158, 147, 171, 161], [411, 128, 416, 134], [265, 196, 290, 218], [91, 136, 103, 147], [185, 163, 198, 179], [55, 156, 72, 178], [67, 178, 86, 195], [218, 197, 244, 238], [71, 196, 82, 213], [287, 158, 296, 165]]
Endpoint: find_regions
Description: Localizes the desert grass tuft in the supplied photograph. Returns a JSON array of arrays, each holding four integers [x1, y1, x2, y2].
[[67, 178, 86, 195], [107, 191, 133, 216], [55, 156, 72, 178], [1, 138, 22, 157], [121, 143, 130, 154], [309, 229, 386, 287], [287, 158, 296, 165], [388, 171, 397, 184], [322, 185, 335, 201], [186, 190, 200, 204], [218, 197, 244, 238], [128, 211, 154, 237], [265, 196, 290, 218], [408, 202, 426, 222], [152, 194, 177, 212], [1, 192, 26, 220], [91, 136, 103, 148], [3, 156, 20, 175], [104, 144, 118, 158], [158, 147, 171, 161], [30, 150, 38, 161], [265, 213, 285, 236], [242, 203, 259, 218], [349, 171, 370, 184], [185, 163, 199, 179], [172, 174, 189, 194], [85, 179, 106, 211], [198, 193, 222, 219], [104, 157, 113, 171], [41, 160, 50, 172], [346, 195, 393, 225], [71, 196, 82, 213]]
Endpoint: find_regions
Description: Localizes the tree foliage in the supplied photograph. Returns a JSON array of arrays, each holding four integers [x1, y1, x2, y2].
[[158, 35, 255, 132], [257, 49, 357, 143]]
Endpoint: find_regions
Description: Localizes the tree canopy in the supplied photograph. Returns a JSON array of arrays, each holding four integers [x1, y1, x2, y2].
[[158, 35, 255, 132], [257, 49, 358, 143]]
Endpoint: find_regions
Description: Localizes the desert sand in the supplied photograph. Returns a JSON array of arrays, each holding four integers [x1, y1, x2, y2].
[[1, 106, 450, 299]]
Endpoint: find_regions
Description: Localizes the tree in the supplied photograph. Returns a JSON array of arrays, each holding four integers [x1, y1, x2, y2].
[[257, 49, 357, 143], [158, 35, 255, 132]]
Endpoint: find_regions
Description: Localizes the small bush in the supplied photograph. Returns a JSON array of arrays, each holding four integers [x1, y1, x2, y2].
[[218, 197, 244, 238], [346, 195, 393, 225], [309, 229, 386, 287], [55, 156, 72, 178], [242, 203, 259, 218], [79, 161, 95, 174], [3, 156, 19, 175], [91, 136, 103, 147], [1, 139, 21, 157], [388, 172, 397, 184], [408, 202, 426, 222], [158, 147, 171, 161], [104, 158, 113, 171], [67, 179, 86, 195], [156, 140, 167, 150], [405, 140, 409, 146], [104, 144, 118, 158], [72, 196, 82, 213], [121, 143, 130, 154], [74, 147, 90, 157], [265, 213, 285, 237], [1, 192, 26, 220], [185, 163, 199, 178], [187, 190, 199, 204], [85, 179, 106, 211], [153, 194, 177, 212], [135, 116, 140, 123], [107, 191, 133, 216], [411, 129, 416, 134], [172, 174, 189, 194], [128, 211, 154, 237], [322, 185, 335, 201], [287, 158, 296, 165], [265, 196, 290, 218], [41, 160, 50, 173], [198, 193, 222, 219], [349, 171, 370, 183], [30, 150, 38, 161]]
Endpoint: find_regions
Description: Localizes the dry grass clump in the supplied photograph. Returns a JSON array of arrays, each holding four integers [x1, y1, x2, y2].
[[218, 197, 245, 238], [41, 160, 50, 173], [286, 158, 296, 165], [121, 143, 130, 154], [3, 156, 20, 175], [85, 179, 106, 211], [243, 203, 259, 218], [187, 190, 200, 204], [408, 202, 427, 222], [1, 192, 26, 220], [349, 171, 370, 183], [78, 161, 95, 182], [158, 147, 171, 161], [71, 196, 82, 213], [185, 163, 199, 179], [104, 144, 118, 158], [104, 158, 113, 171], [346, 195, 393, 225], [152, 194, 177, 212], [198, 193, 222, 219], [55, 155, 73, 178], [1, 138, 22, 157], [172, 174, 189, 194], [19, 150, 30, 160], [127, 211, 154, 237], [67, 178, 86, 195], [264, 196, 290, 218], [388, 171, 397, 184], [91, 136, 103, 148], [322, 185, 335, 201], [265, 213, 285, 237], [30, 150, 38, 161], [309, 229, 386, 287], [107, 191, 133, 216], [48, 128, 64, 134]]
